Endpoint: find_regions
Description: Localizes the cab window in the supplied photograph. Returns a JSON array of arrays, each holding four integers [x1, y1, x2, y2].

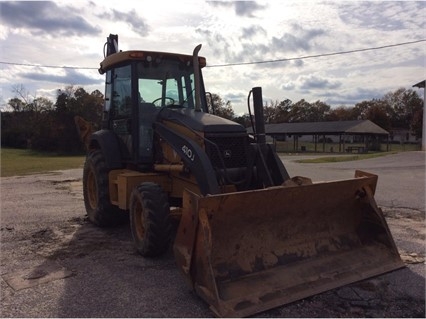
[[111, 64, 132, 117]]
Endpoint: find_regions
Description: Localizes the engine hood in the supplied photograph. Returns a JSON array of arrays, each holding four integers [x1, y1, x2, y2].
[[157, 108, 246, 134]]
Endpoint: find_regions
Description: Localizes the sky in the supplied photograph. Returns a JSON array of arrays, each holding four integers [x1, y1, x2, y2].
[[0, 0, 425, 115]]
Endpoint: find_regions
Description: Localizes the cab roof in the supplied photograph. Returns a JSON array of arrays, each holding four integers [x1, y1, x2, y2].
[[99, 50, 206, 74]]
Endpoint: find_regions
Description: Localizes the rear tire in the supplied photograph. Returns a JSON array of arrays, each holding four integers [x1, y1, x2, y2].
[[129, 183, 171, 257], [83, 150, 126, 226]]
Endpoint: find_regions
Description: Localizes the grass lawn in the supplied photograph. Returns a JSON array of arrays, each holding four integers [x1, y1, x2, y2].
[[0, 144, 419, 177], [274, 141, 420, 163], [274, 141, 420, 153], [292, 151, 399, 163], [1, 148, 85, 177]]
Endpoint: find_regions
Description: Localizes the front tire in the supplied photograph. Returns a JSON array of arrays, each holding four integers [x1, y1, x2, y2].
[[129, 183, 171, 257], [83, 150, 126, 226]]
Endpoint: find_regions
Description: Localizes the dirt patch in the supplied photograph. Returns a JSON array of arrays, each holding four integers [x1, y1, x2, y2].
[[2, 262, 74, 291], [22, 205, 425, 318], [382, 207, 425, 222], [261, 278, 425, 318], [28, 217, 132, 260], [47, 179, 83, 199], [382, 206, 425, 265]]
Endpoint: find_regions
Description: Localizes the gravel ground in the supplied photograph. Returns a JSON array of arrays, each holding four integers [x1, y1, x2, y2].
[[1, 151, 424, 317]]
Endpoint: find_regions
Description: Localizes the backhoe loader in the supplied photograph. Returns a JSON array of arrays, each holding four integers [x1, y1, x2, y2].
[[75, 34, 404, 317]]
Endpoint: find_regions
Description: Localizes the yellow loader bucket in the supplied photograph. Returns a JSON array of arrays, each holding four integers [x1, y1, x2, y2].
[[174, 171, 404, 317]]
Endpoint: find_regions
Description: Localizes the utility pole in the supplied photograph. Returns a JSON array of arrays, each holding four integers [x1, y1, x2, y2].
[[413, 80, 425, 151]]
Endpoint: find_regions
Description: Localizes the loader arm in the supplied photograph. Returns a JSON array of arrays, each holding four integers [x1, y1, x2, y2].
[[154, 121, 220, 195], [74, 116, 94, 151]]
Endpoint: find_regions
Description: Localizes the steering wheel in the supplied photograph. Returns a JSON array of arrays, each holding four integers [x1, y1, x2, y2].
[[152, 97, 175, 107]]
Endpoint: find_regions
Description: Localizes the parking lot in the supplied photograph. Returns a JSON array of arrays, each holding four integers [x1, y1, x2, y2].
[[1, 151, 424, 317]]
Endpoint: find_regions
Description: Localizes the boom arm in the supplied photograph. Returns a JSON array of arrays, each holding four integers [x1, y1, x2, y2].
[[154, 122, 220, 195]]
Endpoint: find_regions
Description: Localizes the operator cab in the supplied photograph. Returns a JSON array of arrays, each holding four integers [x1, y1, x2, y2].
[[99, 50, 208, 168]]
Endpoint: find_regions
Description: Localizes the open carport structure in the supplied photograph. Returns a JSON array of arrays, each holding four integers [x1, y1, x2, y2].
[[260, 120, 389, 153]]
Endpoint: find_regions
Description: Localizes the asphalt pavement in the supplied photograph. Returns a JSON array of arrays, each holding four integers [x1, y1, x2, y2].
[[0, 151, 424, 317]]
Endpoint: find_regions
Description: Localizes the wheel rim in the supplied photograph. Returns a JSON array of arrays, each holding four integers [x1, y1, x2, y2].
[[86, 169, 98, 209], [133, 200, 145, 240]]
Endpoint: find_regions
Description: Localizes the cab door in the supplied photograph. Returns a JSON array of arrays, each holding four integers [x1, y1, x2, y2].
[[108, 64, 133, 161]]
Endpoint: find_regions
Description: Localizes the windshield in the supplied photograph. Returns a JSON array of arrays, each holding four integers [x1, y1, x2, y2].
[[137, 59, 199, 109]]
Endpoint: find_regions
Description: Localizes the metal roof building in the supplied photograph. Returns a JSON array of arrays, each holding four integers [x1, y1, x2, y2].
[[264, 120, 389, 136], [249, 120, 389, 153]]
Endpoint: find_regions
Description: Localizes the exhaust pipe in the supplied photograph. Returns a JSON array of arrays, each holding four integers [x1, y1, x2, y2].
[[106, 34, 118, 57], [192, 44, 202, 112], [99, 34, 119, 75], [250, 86, 290, 185], [252, 87, 266, 145]]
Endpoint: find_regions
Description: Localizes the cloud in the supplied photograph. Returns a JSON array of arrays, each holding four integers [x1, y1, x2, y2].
[[196, 28, 237, 63], [300, 75, 342, 90], [281, 82, 296, 91], [298, 74, 342, 91], [240, 25, 267, 40], [224, 91, 246, 103], [323, 87, 385, 106], [208, 1, 267, 17], [338, 1, 424, 31], [100, 9, 150, 35], [207, 1, 233, 8], [234, 1, 267, 17], [198, 22, 326, 68], [293, 59, 304, 68], [270, 24, 327, 53], [18, 69, 102, 86], [0, 1, 101, 36], [1, 1, 424, 115]]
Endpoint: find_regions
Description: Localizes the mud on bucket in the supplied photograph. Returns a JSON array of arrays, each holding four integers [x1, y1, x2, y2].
[[174, 170, 404, 317]]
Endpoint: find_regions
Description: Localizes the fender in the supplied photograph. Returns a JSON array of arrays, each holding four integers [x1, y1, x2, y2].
[[89, 130, 123, 169]]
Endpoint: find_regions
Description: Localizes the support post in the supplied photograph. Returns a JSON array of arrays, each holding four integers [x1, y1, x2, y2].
[[422, 87, 425, 151], [412, 80, 425, 151]]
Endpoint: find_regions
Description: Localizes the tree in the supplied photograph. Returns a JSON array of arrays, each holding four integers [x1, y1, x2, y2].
[[263, 101, 278, 124], [327, 106, 356, 121], [207, 93, 235, 120], [275, 99, 292, 123], [11, 84, 32, 105], [365, 101, 391, 131], [411, 108, 423, 139], [382, 88, 423, 131], [353, 99, 391, 130], [31, 97, 54, 113], [233, 114, 252, 127], [353, 101, 371, 120], [310, 100, 331, 122], [2, 84, 104, 153], [261, 99, 293, 124], [51, 86, 103, 152], [7, 97, 26, 112], [0, 110, 30, 148], [278, 99, 331, 123], [286, 99, 309, 122], [3, 85, 37, 148]]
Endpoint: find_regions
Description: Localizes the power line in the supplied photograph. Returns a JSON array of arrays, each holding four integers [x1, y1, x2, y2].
[[0, 61, 97, 70], [0, 39, 424, 70], [207, 39, 426, 67]]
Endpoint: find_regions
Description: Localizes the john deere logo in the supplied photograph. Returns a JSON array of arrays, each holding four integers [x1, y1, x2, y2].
[[223, 150, 232, 158]]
